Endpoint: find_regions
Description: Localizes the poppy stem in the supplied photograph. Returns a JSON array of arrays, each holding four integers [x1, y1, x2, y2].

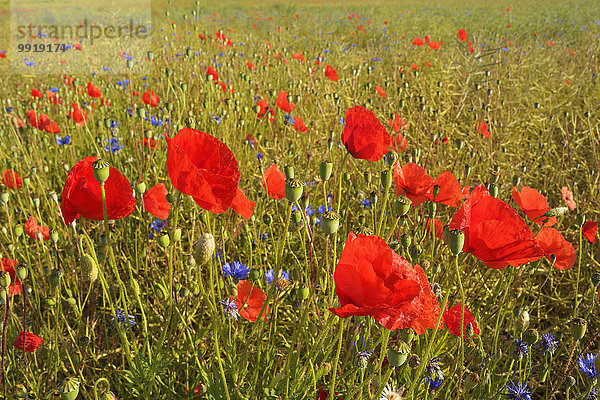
[[329, 318, 347, 396], [574, 227, 583, 314], [336, 152, 350, 212], [454, 255, 466, 390], [377, 163, 394, 236]]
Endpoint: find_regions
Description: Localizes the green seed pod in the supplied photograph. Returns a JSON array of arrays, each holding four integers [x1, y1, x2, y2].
[[135, 182, 147, 194], [448, 229, 465, 256], [385, 150, 398, 166], [296, 287, 310, 300], [319, 161, 333, 182], [194, 233, 215, 265], [387, 341, 411, 367], [92, 159, 110, 184], [352, 225, 374, 236], [524, 329, 539, 345], [157, 234, 170, 248], [14, 224, 23, 237], [400, 234, 412, 249], [401, 328, 415, 344], [45, 298, 56, 308], [0, 272, 11, 289], [16, 265, 28, 281], [58, 377, 80, 400], [291, 209, 303, 225], [381, 170, 392, 189], [284, 178, 304, 203], [428, 201, 437, 214], [50, 230, 59, 244], [49, 269, 63, 287], [169, 228, 182, 242], [570, 318, 587, 340], [393, 196, 411, 217], [321, 211, 341, 235]]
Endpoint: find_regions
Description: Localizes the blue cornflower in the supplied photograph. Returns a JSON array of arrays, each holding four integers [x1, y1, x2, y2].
[[261, 233, 269, 241], [222, 261, 250, 280], [112, 309, 136, 329], [214, 251, 223, 262], [588, 388, 598, 400], [219, 298, 240, 321], [6, 107, 12, 113], [265, 269, 289, 284], [339, 116, 344, 125], [317, 205, 332, 214], [360, 199, 371, 208], [211, 114, 222, 124], [149, 219, 166, 239], [539, 332, 559, 355], [56, 135, 71, 146], [514, 339, 529, 358], [256, 152, 264, 160], [502, 381, 532, 400], [578, 353, 598, 378], [426, 376, 444, 391], [104, 137, 124, 153], [355, 350, 372, 369], [425, 357, 444, 380], [145, 115, 163, 126], [284, 114, 295, 125]]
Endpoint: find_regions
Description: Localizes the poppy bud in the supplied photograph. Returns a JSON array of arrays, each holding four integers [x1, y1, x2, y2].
[[409, 244, 422, 259], [524, 329, 539, 345], [363, 171, 372, 184], [488, 184, 498, 198], [550, 254, 557, 266], [169, 228, 182, 242], [352, 225, 374, 236], [263, 213, 273, 226], [291, 209, 303, 225], [319, 161, 333, 182], [577, 213, 586, 226], [284, 178, 304, 203], [432, 185, 441, 200], [448, 229, 465, 256], [166, 193, 176, 204], [57, 377, 80, 400], [454, 139, 464, 150], [166, 102, 173, 112], [465, 322, 475, 338], [321, 211, 341, 235], [385, 151, 398, 166], [157, 234, 170, 248], [137, 108, 146, 118], [0, 272, 10, 289], [50, 230, 59, 244], [592, 273, 600, 286], [284, 165, 295, 179], [400, 234, 412, 249], [92, 159, 110, 184], [296, 287, 310, 300], [570, 318, 587, 340], [512, 175, 520, 187], [135, 182, 147, 194], [381, 170, 392, 189], [49, 269, 63, 287], [32, 198, 40, 208], [544, 207, 568, 217], [16, 265, 28, 281], [14, 224, 23, 237], [194, 233, 215, 265], [387, 341, 411, 367], [428, 201, 437, 214]]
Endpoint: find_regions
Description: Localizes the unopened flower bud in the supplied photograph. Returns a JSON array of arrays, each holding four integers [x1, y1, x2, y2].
[[0, 272, 11, 289], [319, 161, 333, 182], [570, 318, 587, 340], [545, 207, 568, 217], [283, 165, 295, 179], [81, 254, 98, 282], [577, 213, 586, 227], [135, 182, 147, 194], [448, 229, 465, 256], [516, 310, 530, 332], [385, 151, 398, 166], [194, 233, 215, 265]]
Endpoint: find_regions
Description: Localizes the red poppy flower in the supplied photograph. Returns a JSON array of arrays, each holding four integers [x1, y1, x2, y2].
[[276, 90, 295, 113], [206, 66, 219, 81], [44, 120, 60, 134], [428, 171, 462, 207], [329, 233, 440, 334], [256, 99, 275, 121], [511, 187, 556, 226], [27, 110, 50, 130], [24, 216, 50, 241], [12, 331, 43, 352], [69, 103, 87, 126], [391, 133, 408, 152], [428, 41, 440, 50], [142, 89, 160, 107], [87, 82, 102, 98], [561, 186, 576, 210], [325, 65, 338, 81], [166, 128, 240, 214], [412, 37, 424, 46], [31, 88, 42, 98], [292, 52, 305, 63], [143, 137, 159, 149], [443, 302, 480, 337], [341, 106, 391, 162], [389, 113, 408, 133], [231, 187, 256, 220], [294, 116, 309, 132], [450, 185, 544, 268], [60, 157, 137, 225], [458, 28, 468, 42], [2, 170, 22, 189], [235, 280, 268, 322], [394, 162, 434, 206], [246, 61, 254, 70], [0, 258, 22, 296], [411, 64, 419, 71], [376, 85, 386, 97], [478, 121, 491, 138], [262, 164, 286, 200], [142, 183, 171, 220], [535, 227, 576, 270], [583, 221, 597, 244], [425, 217, 444, 239]]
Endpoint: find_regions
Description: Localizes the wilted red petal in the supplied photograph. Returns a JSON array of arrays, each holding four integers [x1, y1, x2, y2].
[[511, 186, 556, 226], [341, 106, 392, 162], [561, 186, 577, 210], [262, 164, 286, 200], [536, 227, 577, 270], [166, 128, 240, 213], [143, 183, 171, 220], [60, 157, 136, 224]]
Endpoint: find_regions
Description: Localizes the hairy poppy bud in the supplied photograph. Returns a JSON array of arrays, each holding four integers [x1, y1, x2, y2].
[[570, 318, 587, 340], [381, 170, 392, 189], [283, 165, 295, 180], [16, 265, 28, 281], [296, 287, 310, 300], [428, 201, 437, 214], [577, 213, 586, 227], [194, 233, 215, 265], [512, 176, 521, 187], [321, 211, 341, 235], [387, 341, 410, 367], [320, 161, 333, 182], [400, 234, 412, 249], [544, 207, 568, 217], [263, 213, 273, 226], [524, 329, 539, 345], [92, 159, 110, 184], [59, 377, 80, 400], [135, 182, 147, 194], [14, 224, 23, 237], [592, 273, 600, 286], [455, 139, 464, 150], [448, 229, 465, 256], [516, 310, 530, 332], [284, 178, 304, 203], [488, 184, 498, 198], [157, 234, 170, 248], [169, 228, 182, 242]]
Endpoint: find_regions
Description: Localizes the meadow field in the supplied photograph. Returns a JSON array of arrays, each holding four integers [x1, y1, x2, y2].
[[0, 0, 599, 398]]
